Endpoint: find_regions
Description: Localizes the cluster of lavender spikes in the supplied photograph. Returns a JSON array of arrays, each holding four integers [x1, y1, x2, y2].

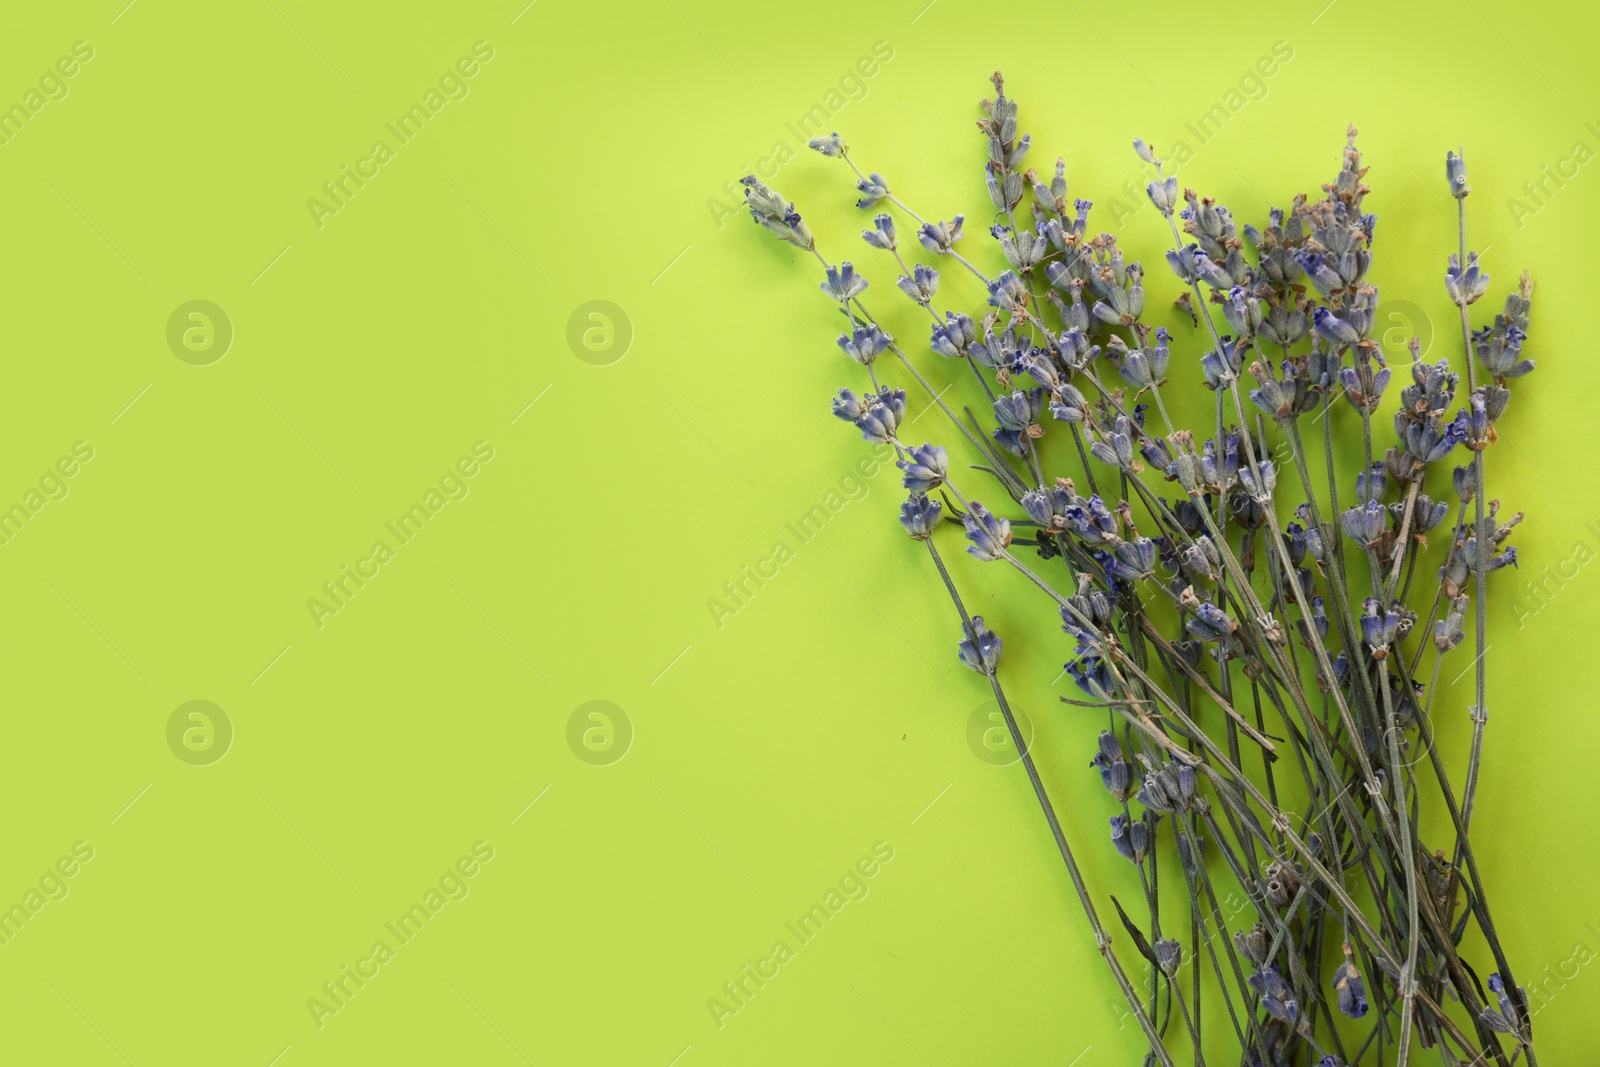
[[742, 72, 1540, 1067]]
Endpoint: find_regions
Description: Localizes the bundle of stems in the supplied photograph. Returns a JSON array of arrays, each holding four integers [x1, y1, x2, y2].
[[740, 72, 1540, 1067]]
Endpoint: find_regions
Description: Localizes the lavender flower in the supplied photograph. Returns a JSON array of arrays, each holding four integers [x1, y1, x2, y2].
[[1446, 251, 1490, 305], [1109, 537, 1158, 582], [1064, 493, 1119, 544], [1223, 286, 1263, 337], [740, 176, 813, 249], [1248, 966, 1298, 1024], [929, 312, 976, 359], [1146, 175, 1179, 216], [957, 615, 1004, 673], [1045, 384, 1088, 426], [1341, 499, 1387, 546], [1200, 337, 1245, 389], [834, 386, 905, 443], [1166, 245, 1205, 285], [1359, 598, 1403, 658], [1249, 360, 1313, 420], [1091, 279, 1144, 326], [861, 212, 896, 250], [1411, 494, 1450, 533], [1476, 321, 1535, 379], [1333, 958, 1369, 1019], [855, 172, 890, 209], [897, 443, 948, 493], [1479, 974, 1523, 1036], [1089, 414, 1138, 472], [1198, 433, 1240, 492], [1399, 410, 1464, 466], [993, 388, 1045, 456], [1261, 302, 1311, 348], [830, 387, 866, 423], [987, 270, 1030, 314], [1355, 463, 1386, 504], [1022, 482, 1076, 532], [1446, 148, 1470, 198], [1297, 251, 1346, 298], [807, 131, 844, 157], [1067, 656, 1114, 699], [1090, 731, 1132, 800], [1312, 306, 1362, 346], [837, 324, 890, 365], [1454, 389, 1492, 451], [1153, 939, 1182, 977], [1117, 331, 1168, 389], [1434, 596, 1468, 651], [821, 262, 868, 302], [917, 216, 964, 255], [991, 223, 1047, 271], [1339, 359, 1391, 413], [1185, 601, 1234, 643], [1234, 925, 1269, 967], [897, 263, 940, 305], [899, 493, 941, 540], [1191, 250, 1235, 290], [1238, 458, 1276, 504], [1109, 813, 1150, 863], [1137, 758, 1197, 813], [962, 502, 1012, 561]]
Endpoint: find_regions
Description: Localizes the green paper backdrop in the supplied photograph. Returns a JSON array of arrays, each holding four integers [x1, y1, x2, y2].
[[0, 0, 1594, 1062]]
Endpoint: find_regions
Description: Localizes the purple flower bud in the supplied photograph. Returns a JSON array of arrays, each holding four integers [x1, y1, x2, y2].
[[1446, 148, 1470, 199], [861, 212, 896, 250], [896, 443, 948, 493], [1146, 175, 1178, 215], [1239, 458, 1276, 504], [807, 131, 845, 157], [836, 324, 890, 365], [854, 172, 889, 210], [740, 175, 813, 249], [1110, 537, 1158, 582], [962, 502, 1012, 561], [957, 615, 1004, 673], [1342, 499, 1387, 546], [1475, 321, 1535, 380], [830, 388, 865, 422], [917, 216, 964, 255], [1090, 732, 1132, 800], [987, 269, 1030, 314], [849, 387, 906, 443], [899, 493, 941, 540], [1186, 602, 1234, 643], [821, 261, 868, 302], [893, 263, 938, 305], [1109, 813, 1149, 863], [992, 388, 1046, 457], [1446, 251, 1490, 305], [1434, 596, 1468, 651], [1089, 414, 1138, 471], [929, 312, 976, 359], [1068, 656, 1115, 700], [1313, 307, 1362, 346]]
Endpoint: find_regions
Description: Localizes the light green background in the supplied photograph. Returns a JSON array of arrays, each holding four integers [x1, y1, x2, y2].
[[0, 0, 1595, 1063]]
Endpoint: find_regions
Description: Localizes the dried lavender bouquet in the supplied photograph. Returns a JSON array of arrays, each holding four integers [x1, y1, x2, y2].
[[740, 72, 1539, 1067]]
